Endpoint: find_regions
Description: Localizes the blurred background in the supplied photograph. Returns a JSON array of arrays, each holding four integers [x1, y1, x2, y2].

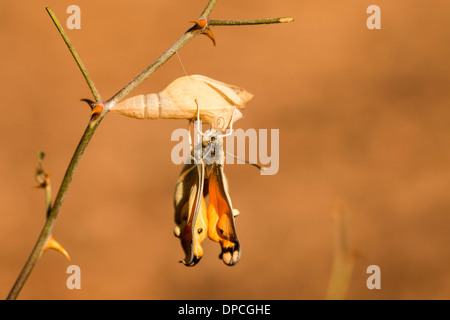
[[0, 0, 449, 300]]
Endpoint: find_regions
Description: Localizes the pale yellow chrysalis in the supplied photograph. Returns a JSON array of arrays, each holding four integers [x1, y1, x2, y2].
[[109, 75, 253, 131]]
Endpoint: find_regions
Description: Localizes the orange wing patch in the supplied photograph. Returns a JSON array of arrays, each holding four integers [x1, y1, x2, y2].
[[206, 169, 240, 266]]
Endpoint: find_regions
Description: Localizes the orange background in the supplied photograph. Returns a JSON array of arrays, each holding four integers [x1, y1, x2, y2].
[[1, 0, 449, 299]]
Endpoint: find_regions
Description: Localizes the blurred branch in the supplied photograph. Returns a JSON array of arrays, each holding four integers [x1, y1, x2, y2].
[[326, 204, 355, 300], [35, 152, 52, 217], [7, 0, 294, 299]]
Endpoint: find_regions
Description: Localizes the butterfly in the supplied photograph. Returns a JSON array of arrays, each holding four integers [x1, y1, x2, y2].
[[173, 125, 241, 266]]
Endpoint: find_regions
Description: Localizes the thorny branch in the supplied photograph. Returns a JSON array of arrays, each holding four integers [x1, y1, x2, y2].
[[6, 0, 293, 299]]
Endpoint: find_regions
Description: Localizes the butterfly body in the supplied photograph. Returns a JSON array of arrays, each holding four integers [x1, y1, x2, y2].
[[174, 129, 240, 266]]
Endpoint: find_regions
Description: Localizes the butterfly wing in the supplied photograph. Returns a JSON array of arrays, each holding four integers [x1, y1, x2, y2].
[[207, 164, 241, 266], [174, 161, 207, 266]]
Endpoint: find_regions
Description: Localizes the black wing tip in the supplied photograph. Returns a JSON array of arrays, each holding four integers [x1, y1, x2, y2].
[[219, 245, 241, 266], [179, 255, 202, 267]]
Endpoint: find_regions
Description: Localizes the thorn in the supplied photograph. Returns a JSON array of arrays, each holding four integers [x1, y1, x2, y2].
[[190, 19, 208, 29], [204, 29, 216, 46], [90, 104, 104, 119], [44, 235, 71, 261], [81, 98, 95, 110], [190, 19, 216, 46]]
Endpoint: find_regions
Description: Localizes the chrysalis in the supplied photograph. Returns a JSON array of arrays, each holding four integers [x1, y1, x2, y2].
[[109, 75, 253, 131]]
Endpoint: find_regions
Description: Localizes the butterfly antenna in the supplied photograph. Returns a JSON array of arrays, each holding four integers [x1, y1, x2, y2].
[[224, 150, 267, 172]]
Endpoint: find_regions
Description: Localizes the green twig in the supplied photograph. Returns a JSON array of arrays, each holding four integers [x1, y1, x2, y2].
[[199, 0, 218, 19], [210, 17, 294, 26], [46, 8, 102, 102], [6, 112, 105, 301], [6, 10, 106, 301]]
